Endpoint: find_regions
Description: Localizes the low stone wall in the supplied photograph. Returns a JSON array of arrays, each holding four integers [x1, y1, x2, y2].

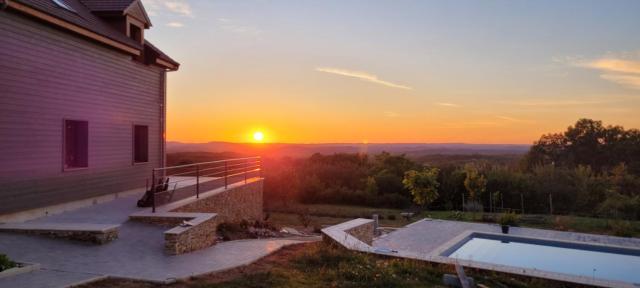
[[129, 179, 264, 255], [345, 221, 375, 245], [321, 218, 375, 251], [172, 179, 263, 223], [164, 215, 217, 255], [0, 224, 119, 244]]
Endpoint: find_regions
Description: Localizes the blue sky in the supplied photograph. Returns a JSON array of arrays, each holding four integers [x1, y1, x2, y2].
[[142, 0, 640, 143]]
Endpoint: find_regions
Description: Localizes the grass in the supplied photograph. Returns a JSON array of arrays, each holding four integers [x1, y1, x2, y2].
[[266, 202, 640, 237], [80, 242, 583, 288]]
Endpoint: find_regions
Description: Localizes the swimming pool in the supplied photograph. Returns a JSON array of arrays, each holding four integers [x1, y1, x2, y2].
[[445, 234, 640, 284]]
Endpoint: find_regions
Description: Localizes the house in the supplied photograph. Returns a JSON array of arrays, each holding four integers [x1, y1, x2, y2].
[[0, 0, 179, 221]]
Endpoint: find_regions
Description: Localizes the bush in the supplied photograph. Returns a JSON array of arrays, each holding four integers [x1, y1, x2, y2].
[[0, 254, 16, 272], [498, 212, 520, 226], [387, 214, 397, 220], [610, 220, 634, 237]]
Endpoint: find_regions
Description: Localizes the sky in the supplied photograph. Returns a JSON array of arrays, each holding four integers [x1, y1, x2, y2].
[[142, 0, 640, 144]]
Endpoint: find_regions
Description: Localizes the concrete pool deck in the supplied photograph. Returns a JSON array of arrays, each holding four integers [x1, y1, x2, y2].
[[325, 218, 640, 288]]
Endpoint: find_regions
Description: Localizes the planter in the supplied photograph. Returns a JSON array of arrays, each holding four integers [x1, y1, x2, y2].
[[501, 225, 510, 234]]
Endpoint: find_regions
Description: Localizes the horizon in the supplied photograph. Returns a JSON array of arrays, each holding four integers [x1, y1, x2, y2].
[[143, 0, 640, 144]]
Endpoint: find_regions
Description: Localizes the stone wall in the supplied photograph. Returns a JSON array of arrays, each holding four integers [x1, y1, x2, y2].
[[345, 221, 375, 245], [164, 215, 217, 255], [172, 179, 263, 224]]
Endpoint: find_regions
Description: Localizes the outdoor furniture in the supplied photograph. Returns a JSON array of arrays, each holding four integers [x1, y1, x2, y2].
[[137, 178, 170, 207]]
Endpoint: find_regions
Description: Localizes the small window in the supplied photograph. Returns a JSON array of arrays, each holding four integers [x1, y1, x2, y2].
[[133, 125, 149, 163], [64, 120, 88, 169], [129, 24, 142, 43]]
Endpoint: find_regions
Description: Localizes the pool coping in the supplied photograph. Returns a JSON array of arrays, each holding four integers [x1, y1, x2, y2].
[[429, 230, 640, 288]]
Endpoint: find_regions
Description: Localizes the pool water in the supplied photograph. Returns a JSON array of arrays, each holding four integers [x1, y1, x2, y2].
[[448, 236, 640, 284]]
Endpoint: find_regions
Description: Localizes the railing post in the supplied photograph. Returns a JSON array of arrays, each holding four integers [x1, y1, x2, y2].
[[151, 170, 156, 213], [196, 165, 200, 199], [224, 161, 228, 189]]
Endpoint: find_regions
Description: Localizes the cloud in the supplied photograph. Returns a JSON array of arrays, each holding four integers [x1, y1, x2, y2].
[[166, 21, 184, 28], [498, 99, 615, 107], [384, 111, 399, 118], [600, 74, 640, 90], [567, 53, 640, 90], [436, 102, 459, 107], [315, 67, 412, 90], [496, 115, 535, 123], [143, 0, 193, 17], [580, 58, 640, 74], [216, 18, 262, 36]]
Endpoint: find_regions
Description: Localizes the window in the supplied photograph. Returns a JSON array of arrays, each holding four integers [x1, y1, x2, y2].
[[129, 24, 142, 43], [64, 120, 88, 169], [133, 125, 148, 163]]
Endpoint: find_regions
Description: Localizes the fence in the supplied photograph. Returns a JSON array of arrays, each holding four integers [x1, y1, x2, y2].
[[148, 157, 262, 212]]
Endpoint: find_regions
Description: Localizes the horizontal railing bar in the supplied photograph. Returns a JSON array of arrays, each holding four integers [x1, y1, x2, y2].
[[153, 157, 260, 171]]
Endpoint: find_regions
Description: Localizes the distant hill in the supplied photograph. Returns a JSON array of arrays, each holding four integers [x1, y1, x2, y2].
[[166, 141, 530, 158]]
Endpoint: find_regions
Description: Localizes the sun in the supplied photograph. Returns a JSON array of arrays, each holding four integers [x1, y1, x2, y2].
[[253, 131, 265, 142]]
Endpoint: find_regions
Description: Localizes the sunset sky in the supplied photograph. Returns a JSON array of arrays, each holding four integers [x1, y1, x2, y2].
[[143, 0, 640, 144]]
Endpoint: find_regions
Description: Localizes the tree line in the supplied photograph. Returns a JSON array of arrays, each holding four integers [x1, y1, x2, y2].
[[262, 119, 640, 220]]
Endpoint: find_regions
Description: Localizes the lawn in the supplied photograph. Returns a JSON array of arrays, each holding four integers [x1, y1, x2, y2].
[[266, 202, 640, 237], [80, 242, 579, 288]]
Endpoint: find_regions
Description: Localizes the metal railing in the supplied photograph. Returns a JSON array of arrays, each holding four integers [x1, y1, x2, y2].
[[148, 156, 262, 212]]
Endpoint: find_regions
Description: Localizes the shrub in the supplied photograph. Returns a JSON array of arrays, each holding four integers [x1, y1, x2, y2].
[[610, 220, 634, 237], [498, 212, 520, 226], [0, 254, 16, 272], [552, 216, 572, 230], [297, 208, 312, 228], [387, 214, 397, 220]]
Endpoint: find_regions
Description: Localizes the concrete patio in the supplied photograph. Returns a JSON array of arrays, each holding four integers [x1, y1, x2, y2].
[[0, 189, 315, 288]]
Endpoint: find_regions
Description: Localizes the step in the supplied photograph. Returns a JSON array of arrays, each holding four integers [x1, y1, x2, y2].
[[0, 223, 119, 244]]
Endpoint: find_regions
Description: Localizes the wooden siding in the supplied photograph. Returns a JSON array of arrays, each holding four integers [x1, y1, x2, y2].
[[0, 10, 166, 214]]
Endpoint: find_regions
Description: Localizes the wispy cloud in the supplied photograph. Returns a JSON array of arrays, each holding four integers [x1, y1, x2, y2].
[[567, 53, 640, 90], [600, 74, 640, 90], [498, 99, 616, 107], [143, 0, 193, 17], [166, 21, 184, 28], [436, 102, 459, 107], [580, 58, 640, 74], [315, 67, 412, 90], [496, 115, 535, 123], [216, 18, 262, 36], [384, 111, 399, 118]]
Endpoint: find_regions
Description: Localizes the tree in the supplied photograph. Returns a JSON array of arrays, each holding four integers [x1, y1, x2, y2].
[[463, 164, 487, 201], [402, 168, 440, 207]]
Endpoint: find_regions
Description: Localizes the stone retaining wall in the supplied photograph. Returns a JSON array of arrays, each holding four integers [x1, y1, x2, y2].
[[172, 179, 263, 223], [345, 221, 375, 245], [164, 215, 218, 255]]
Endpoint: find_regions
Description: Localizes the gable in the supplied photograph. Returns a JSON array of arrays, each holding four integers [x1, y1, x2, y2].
[[124, 0, 151, 28]]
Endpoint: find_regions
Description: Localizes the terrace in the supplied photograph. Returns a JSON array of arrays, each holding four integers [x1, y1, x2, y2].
[[0, 157, 316, 288]]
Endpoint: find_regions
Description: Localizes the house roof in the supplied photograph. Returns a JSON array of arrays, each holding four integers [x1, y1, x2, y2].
[[12, 0, 142, 49], [145, 40, 180, 69], [6, 0, 177, 70], [80, 0, 152, 28], [77, 0, 135, 11]]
